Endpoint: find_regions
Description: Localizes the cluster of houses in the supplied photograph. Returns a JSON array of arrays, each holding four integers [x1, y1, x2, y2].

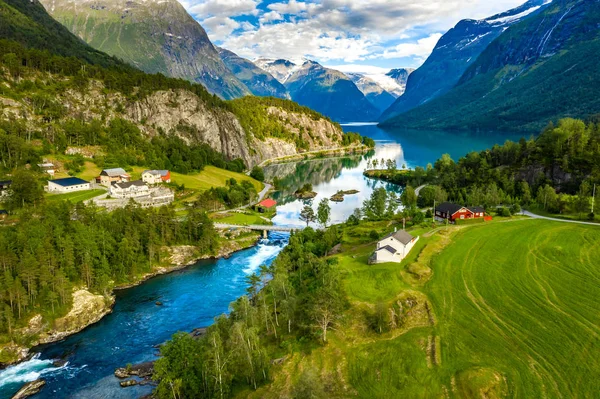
[[44, 168, 174, 207]]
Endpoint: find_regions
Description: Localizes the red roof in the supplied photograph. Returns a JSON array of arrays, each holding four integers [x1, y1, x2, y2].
[[258, 199, 277, 208]]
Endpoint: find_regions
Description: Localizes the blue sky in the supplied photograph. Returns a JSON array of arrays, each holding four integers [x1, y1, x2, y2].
[[180, 0, 525, 73]]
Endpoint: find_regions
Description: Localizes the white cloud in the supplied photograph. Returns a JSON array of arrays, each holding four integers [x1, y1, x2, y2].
[[179, 0, 528, 66], [379, 33, 443, 60]]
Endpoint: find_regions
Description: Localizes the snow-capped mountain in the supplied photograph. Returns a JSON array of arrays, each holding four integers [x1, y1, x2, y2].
[[380, 0, 553, 121], [346, 73, 397, 113], [253, 58, 302, 84]]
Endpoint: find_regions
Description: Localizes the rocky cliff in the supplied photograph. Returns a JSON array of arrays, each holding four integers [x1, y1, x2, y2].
[[0, 73, 345, 168]]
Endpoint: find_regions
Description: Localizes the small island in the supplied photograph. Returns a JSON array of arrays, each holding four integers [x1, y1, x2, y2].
[[294, 183, 317, 199], [330, 190, 360, 202]]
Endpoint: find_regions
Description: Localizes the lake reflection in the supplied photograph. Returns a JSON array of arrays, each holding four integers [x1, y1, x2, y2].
[[267, 125, 525, 227]]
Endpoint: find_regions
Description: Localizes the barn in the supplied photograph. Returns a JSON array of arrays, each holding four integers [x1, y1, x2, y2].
[[435, 202, 485, 222]]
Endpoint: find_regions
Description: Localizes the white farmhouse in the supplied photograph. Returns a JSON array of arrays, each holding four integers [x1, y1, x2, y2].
[[370, 230, 419, 264], [47, 177, 91, 193], [141, 170, 171, 185], [110, 180, 150, 199]]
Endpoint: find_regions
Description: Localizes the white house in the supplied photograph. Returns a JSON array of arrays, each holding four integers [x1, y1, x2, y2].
[[141, 170, 171, 185], [370, 230, 419, 264], [110, 180, 149, 199], [47, 177, 91, 193], [38, 163, 56, 176]]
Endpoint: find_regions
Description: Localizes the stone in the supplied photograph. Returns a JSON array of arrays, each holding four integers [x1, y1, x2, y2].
[[11, 379, 46, 399], [120, 380, 138, 388]]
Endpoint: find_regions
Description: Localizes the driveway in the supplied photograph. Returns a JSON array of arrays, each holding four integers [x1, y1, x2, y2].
[[522, 210, 600, 226]]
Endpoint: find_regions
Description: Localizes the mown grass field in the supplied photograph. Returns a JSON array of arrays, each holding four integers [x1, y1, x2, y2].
[[45, 189, 106, 203], [211, 211, 271, 226], [243, 219, 600, 399]]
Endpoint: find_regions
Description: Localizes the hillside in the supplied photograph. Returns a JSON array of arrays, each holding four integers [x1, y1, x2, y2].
[[381, 0, 600, 133], [0, 0, 124, 68], [380, 0, 552, 121], [217, 47, 289, 99], [285, 61, 381, 122], [39, 0, 250, 100]]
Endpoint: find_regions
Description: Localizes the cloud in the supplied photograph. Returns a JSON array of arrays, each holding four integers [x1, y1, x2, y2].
[[180, 0, 527, 65]]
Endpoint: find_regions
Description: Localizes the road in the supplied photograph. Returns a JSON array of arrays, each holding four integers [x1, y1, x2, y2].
[[522, 210, 600, 226], [415, 185, 427, 196]]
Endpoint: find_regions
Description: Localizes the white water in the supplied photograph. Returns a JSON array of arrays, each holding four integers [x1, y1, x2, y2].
[[0, 354, 69, 387], [241, 238, 286, 275]]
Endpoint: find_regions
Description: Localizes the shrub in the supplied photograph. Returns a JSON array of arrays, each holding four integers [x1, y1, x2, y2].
[[369, 230, 380, 241], [250, 166, 265, 182]]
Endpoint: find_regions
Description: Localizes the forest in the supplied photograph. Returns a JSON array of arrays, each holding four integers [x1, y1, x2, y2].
[[372, 118, 600, 218], [0, 202, 217, 343]]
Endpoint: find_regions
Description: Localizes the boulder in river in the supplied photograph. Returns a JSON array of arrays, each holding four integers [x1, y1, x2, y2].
[[155, 301, 163, 306], [11, 379, 46, 399], [119, 380, 138, 388]]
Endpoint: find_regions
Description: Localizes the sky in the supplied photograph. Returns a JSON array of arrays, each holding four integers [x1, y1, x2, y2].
[[179, 0, 526, 73]]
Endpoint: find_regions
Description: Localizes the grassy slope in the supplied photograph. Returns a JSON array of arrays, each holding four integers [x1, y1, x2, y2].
[[242, 219, 600, 398], [169, 166, 263, 192], [46, 189, 105, 203]]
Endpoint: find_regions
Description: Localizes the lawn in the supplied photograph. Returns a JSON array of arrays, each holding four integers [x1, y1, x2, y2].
[[46, 189, 106, 203], [242, 219, 600, 398], [211, 211, 271, 226], [170, 166, 263, 192]]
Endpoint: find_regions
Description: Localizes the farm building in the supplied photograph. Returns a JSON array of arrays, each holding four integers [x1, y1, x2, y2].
[[435, 202, 485, 222], [370, 230, 419, 264], [110, 180, 150, 199], [38, 162, 56, 176], [256, 199, 277, 213], [142, 170, 171, 184], [47, 177, 91, 193], [97, 168, 130, 186]]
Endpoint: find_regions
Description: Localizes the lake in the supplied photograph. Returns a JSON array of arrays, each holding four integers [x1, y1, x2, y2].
[[0, 125, 524, 399]]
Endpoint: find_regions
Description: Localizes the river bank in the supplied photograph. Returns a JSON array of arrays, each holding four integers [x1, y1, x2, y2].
[[0, 231, 261, 369], [257, 143, 372, 168]]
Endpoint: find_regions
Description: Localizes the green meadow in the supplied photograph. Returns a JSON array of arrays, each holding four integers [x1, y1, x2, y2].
[[245, 219, 600, 398]]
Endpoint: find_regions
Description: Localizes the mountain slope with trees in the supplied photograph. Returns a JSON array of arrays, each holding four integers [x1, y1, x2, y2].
[[382, 0, 600, 133], [380, 0, 553, 122], [39, 0, 250, 99]]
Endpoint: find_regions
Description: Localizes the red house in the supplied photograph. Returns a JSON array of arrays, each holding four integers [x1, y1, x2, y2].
[[256, 199, 277, 213], [435, 202, 485, 222]]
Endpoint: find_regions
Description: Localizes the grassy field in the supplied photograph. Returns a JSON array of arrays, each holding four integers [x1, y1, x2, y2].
[[46, 189, 106, 203], [211, 211, 271, 226], [243, 219, 600, 398]]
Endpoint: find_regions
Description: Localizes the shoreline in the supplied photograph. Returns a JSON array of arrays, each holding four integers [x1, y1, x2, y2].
[[257, 144, 371, 168], [0, 234, 261, 370]]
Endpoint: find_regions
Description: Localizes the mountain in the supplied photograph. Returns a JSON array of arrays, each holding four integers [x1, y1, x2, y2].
[[385, 68, 414, 95], [253, 58, 301, 84], [217, 48, 289, 99], [346, 73, 397, 112], [381, 0, 600, 133], [39, 0, 250, 100], [380, 0, 552, 121], [284, 61, 381, 122], [0, 0, 123, 68]]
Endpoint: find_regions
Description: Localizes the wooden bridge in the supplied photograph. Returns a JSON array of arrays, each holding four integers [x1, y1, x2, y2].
[[214, 223, 303, 238]]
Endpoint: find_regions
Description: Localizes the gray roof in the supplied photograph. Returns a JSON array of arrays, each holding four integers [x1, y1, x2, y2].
[[143, 170, 169, 176], [101, 168, 128, 177], [378, 245, 397, 254], [113, 180, 147, 189], [385, 230, 415, 246]]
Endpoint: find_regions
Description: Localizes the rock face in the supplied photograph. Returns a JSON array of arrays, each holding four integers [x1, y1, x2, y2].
[[380, 0, 552, 121], [11, 379, 46, 399], [285, 61, 381, 122], [253, 58, 301, 84], [381, 0, 600, 133], [38, 290, 114, 344], [39, 0, 250, 99], [218, 48, 290, 99]]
